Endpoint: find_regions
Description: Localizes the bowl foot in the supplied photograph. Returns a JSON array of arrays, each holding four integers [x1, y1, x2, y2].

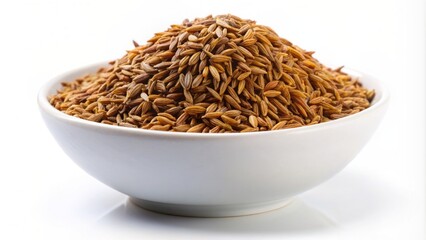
[[129, 197, 293, 217]]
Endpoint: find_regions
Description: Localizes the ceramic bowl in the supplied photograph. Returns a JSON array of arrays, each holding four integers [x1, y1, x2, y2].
[[38, 62, 389, 217]]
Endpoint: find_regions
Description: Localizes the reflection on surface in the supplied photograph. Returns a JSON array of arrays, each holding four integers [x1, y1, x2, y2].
[[98, 198, 336, 234], [96, 171, 395, 236]]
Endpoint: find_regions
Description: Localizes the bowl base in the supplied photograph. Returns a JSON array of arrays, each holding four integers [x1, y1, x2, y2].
[[129, 197, 293, 217]]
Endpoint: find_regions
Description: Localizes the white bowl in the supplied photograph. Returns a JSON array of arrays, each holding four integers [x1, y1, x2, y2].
[[38, 62, 389, 217]]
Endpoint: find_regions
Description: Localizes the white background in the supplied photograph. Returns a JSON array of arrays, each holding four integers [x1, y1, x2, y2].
[[0, 0, 425, 239]]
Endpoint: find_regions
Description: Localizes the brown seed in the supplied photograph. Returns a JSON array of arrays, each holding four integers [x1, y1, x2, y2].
[[210, 54, 232, 63], [271, 121, 288, 130], [250, 66, 267, 74], [248, 115, 258, 128], [185, 105, 206, 115], [237, 45, 253, 58], [191, 75, 204, 88], [223, 110, 241, 118], [216, 18, 232, 29], [240, 127, 258, 133], [260, 100, 268, 116], [141, 101, 151, 114], [241, 38, 257, 46], [206, 87, 222, 101], [209, 65, 221, 82], [188, 34, 198, 42], [153, 98, 174, 106], [87, 112, 105, 122], [106, 105, 120, 116], [173, 124, 191, 132], [220, 48, 237, 55], [224, 94, 242, 110], [206, 103, 218, 112], [183, 72, 193, 90], [164, 106, 182, 116], [186, 25, 205, 32], [150, 124, 171, 131], [203, 111, 223, 119], [140, 62, 156, 73], [237, 80, 246, 94], [187, 42, 204, 49], [237, 71, 251, 81], [227, 86, 240, 103], [187, 123, 206, 133], [188, 52, 201, 66], [209, 126, 221, 133], [176, 112, 189, 125], [221, 115, 239, 126], [157, 116, 175, 125], [183, 89, 193, 104], [158, 112, 176, 121], [264, 90, 282, 98], [119, 122, 138, 128], [210, 118, 233, 131], [264, 81, 279, 91]]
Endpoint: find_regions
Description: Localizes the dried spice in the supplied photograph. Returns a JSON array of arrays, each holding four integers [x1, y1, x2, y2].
[[50, 14, 375, 133]]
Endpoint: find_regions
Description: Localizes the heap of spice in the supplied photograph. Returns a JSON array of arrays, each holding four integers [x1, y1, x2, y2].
[[50, 14, 375, 133]]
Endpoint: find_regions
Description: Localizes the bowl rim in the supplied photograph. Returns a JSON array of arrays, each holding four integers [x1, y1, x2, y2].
[[38, 62, 390, 139]]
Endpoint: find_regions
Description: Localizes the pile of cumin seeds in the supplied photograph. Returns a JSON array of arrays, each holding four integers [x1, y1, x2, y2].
[[50, 14, 375, 133]]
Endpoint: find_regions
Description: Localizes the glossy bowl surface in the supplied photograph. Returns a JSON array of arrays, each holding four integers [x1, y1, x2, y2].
[[38, 63, 389, 217]]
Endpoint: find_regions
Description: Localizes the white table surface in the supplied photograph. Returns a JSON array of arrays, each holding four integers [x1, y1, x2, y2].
[[0, 0, 424, 239]]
